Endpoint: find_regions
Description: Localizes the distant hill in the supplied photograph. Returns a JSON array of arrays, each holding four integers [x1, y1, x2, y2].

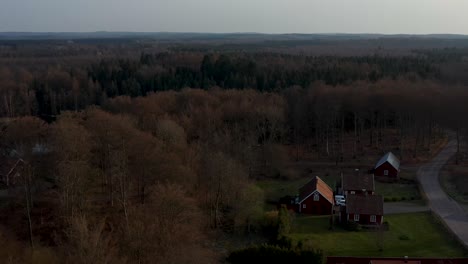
[[1, 32, 468, 41]]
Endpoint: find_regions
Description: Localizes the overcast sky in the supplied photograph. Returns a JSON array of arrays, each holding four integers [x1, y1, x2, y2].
[[1, 0, 468, 34]]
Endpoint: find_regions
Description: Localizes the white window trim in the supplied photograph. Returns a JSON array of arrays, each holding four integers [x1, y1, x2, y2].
[[384, 170, 389, 176], [370, 215, 376, 222], [313, 193, 320, 201], [350, 191, 355, 194], [354, 214, 360, 222], [302, 204, 306, 209]]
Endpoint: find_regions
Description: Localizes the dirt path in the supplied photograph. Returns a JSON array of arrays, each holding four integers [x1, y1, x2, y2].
[[417, 136, 468, 248]]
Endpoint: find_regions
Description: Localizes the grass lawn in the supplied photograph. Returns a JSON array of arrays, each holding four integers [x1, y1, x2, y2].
[[375, 181, 421, 202], [288, 212, 467, 257], [257, 177, 310, 204], [257, 173, 340, 204]]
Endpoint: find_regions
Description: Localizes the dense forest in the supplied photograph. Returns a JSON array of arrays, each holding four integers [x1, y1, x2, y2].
[[1, 37, 468, 263]]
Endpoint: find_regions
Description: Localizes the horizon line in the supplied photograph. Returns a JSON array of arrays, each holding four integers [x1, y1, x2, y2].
[[1, 31, 468, 36]]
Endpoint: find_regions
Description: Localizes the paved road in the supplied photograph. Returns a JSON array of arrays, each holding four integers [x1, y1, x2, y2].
[[384, 202, 429, 215], [417, 137, 468, 248]]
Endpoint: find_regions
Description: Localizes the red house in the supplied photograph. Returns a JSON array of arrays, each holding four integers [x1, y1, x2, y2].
[[342, 170, 375, 196], [374, 152, 400, 180], [344, 194, 384, 225], [298, 176, 334, 215]]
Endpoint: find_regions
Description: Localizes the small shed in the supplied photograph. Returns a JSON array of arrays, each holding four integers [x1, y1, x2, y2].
[[298, 176, 334, 215], [374, 152, 400, 180]]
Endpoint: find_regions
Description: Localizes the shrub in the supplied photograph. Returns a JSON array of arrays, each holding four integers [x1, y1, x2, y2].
[[382, 221, 390, 231], [401, 197, 407, 201], [275, 235, 293, 249], [345, 221, 361, 231], [227, 244, 323, 264], [384, 197, 390, 202], [391, 197, 398, 202], [262, 210, 279, 239], [399, 234, 410, 241], [277, 205, 292, 238]]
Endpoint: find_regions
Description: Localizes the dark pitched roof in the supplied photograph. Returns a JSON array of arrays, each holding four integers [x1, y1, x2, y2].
[[342, 170, 375, 192], [328, 257, 468, 264], [346, 194, 383, 215], [299, 176, 334, 204], [370, 261, 421, 264], [375, 152, 400, 170]]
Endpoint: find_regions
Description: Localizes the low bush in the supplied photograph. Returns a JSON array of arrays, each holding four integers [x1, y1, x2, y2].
[[227, 244, 323, 264], [382, 221, 390, 231], [345, 221, 361, 231], [399, 234, 410, 240]]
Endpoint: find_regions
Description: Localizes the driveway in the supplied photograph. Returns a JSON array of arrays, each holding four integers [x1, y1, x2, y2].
[[417, 137, 468, 248], [384, 201, 429, 215]]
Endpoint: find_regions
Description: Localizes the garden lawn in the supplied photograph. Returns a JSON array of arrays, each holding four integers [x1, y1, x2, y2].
[[375, 181, 421, 202], [257, 174, 339, 203], [257, 178, 310, 203], [288, 212, 467, 257]]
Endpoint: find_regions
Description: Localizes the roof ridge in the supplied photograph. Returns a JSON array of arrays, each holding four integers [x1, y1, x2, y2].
[[316, 176, 334, 193]]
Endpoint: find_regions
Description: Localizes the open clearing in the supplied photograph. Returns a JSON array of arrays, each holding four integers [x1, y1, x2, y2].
[[258, 169, 422, 206], [287, 212, 467, 257]]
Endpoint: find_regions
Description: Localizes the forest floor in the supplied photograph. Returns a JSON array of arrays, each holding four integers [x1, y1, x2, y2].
[[440, 158, 468, 205], [288, 212, 467, 257]]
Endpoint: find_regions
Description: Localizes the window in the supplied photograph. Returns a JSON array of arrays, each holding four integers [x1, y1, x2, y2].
[[354, 214, 360, 222], [370, 215, 377, 222], [302, 204, 306, 209], [384, 170, 389, 176], [350, 191, 355, 195], [313, 193, 319, 201]]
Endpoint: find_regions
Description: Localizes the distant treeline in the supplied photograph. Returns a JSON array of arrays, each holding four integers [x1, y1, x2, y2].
[[5, 45, 468, 119]]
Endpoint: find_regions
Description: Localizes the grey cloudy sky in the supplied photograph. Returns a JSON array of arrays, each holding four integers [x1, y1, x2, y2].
[[1, 0, 468, 34]]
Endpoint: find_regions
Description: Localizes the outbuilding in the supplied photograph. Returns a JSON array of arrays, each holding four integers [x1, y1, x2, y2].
[[374, 152, 400, 180]]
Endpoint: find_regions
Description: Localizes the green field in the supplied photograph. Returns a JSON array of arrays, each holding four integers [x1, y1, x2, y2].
[[375, 181, 421, 201], [257, 178, 311, 202], [288, 212, 467, 257]]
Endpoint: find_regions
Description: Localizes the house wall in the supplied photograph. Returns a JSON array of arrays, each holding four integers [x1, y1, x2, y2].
[[374, 161, 398, 179], [299, 192, 333, 215], [347, 213, 383, 225], [344, 190, 374, 196]]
